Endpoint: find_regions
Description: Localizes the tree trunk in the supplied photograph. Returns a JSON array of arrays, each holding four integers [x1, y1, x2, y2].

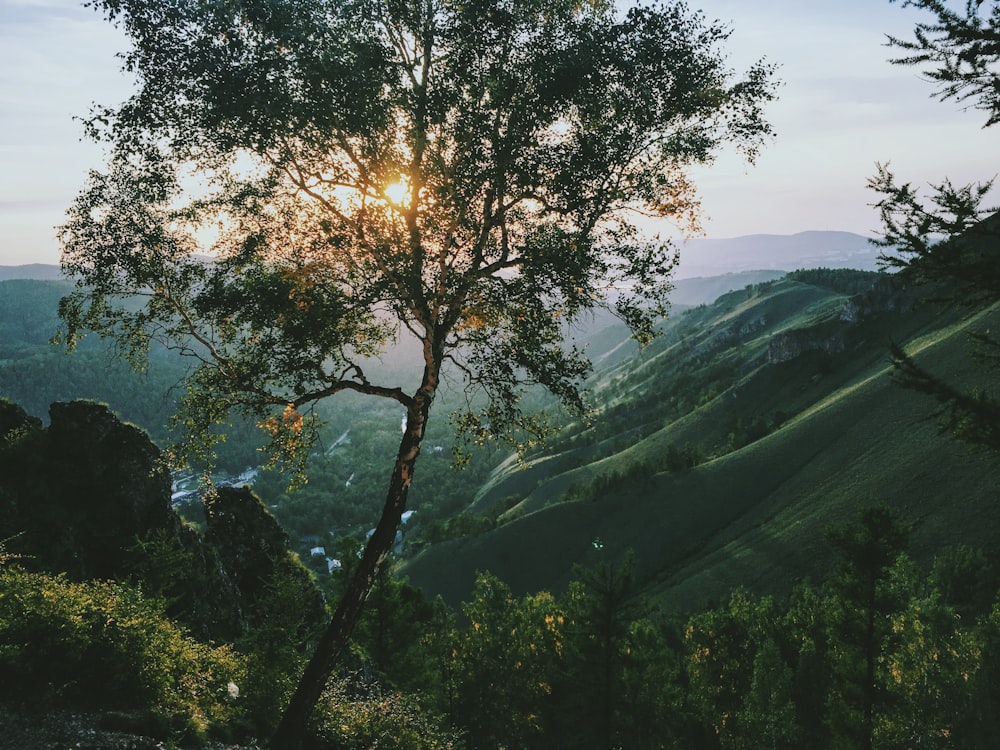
[[270, 388, 433, 749]]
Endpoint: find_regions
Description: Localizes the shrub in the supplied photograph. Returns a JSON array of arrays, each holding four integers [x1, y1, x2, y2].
[[310, 676, 462, 750], [0, 566, 246, 741]]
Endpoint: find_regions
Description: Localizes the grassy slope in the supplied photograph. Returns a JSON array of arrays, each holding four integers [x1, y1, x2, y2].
[[467, 280, 842, 511], [402, 284, 1000, 611]]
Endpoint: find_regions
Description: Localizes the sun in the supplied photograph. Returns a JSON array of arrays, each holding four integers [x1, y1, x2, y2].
[[383, 178, 410, 206]]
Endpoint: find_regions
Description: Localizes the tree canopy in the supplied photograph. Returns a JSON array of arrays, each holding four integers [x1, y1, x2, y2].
[[873, 0, 1000, 455], [61, 0, 774, 459], [58, 0, 776, 744], [888, 0, 1000, 127]]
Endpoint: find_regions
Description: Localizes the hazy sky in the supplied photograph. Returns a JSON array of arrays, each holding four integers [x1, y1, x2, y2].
[[0, 0, 996, 265]]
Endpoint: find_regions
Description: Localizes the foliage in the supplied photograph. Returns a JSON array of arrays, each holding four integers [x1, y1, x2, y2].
[[57, 1, 776, 740], [230, 556, 330, 736], [554, 553, 661, 749], [59, 0, 776, 475], [887, 0, 1000, 127], [349, 508, 1000, 749], [886, 337, 1000, 451], [823, 507, 911, 750], [868, 165, 999, 304], [0, 281, 183, 444], [346, 568, 453, 694], [874, 1, 1000, 456], [0, 566, 246, 742], [449, 572, 563, 749], [310, 675, 461, 750], [6, 506, 1000, 748], [684, 589, 782, 747], [0, 533, 25, 566]]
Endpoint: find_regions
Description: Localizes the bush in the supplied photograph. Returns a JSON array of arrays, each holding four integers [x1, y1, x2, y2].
[[0, 566, 246, 741], [310, 675, 462, 750]]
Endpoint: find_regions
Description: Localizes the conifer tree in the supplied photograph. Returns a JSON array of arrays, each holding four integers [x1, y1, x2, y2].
[[824, 507, 909, 750], [874, 0, 1000, 454]]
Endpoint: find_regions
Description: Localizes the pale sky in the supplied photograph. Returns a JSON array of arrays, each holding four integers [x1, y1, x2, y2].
[[0, 0, 996, 266]]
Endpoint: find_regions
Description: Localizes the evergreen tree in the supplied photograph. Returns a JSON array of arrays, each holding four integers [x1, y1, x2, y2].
[[874, 0, 1000, 454], [824, 506, 910, 750], [556, 553, 641, 749], [887, 0, 1000, 127]]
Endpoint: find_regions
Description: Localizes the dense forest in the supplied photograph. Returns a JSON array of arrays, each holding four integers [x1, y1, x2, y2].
[[5, 479, 1000, 749]]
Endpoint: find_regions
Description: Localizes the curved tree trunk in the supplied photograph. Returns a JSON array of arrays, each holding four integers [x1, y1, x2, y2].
[[270, 381, 435, 749]]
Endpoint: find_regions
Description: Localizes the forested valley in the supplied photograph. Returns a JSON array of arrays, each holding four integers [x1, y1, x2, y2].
[[5, 0, 1000, 746], [4, 259, 1000, 748]]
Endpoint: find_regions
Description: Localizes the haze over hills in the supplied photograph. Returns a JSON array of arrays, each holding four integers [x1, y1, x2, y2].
[[0, 263, 65, 281], [401, 269, 1000, 610], [1, 229, 878, 284], [2, 235, 991, 619], [677, 230, 877, 278]]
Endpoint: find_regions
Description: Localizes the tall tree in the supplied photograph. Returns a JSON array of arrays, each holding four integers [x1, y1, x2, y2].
[[58, 0, 775, 744], [557, 554, 641, 749], [450, 573, 563, 750]]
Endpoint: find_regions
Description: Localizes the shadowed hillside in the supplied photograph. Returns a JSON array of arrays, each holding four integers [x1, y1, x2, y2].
[[402, 272, 1000, 610]]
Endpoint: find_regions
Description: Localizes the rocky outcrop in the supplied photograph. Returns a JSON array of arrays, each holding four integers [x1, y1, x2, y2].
[[49, 401, 178, 576], [0, 399, 176, 580], [0, 398, 325, 641], [204, 486, 327, 636], [839, 277, 916, 323], [0, 399, 41, 439], [690, 313, 770, 358], [767, 329, 845, 364]]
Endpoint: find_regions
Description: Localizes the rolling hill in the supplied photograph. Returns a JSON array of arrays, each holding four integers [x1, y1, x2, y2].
[[401, 270, 1000, 611], [4, 259, 997, 617]]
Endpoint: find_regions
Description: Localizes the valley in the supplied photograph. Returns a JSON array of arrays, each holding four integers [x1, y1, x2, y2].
[[2, 248, 996, 614], [403, 269, 1000, 609]]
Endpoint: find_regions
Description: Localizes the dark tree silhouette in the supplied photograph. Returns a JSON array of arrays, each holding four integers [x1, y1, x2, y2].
[[58, 0, 776, 745], [873, 0, 1000, 454], [888, 0, 1000, 126]]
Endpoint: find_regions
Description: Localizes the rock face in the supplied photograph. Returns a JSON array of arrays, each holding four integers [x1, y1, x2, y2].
[[51, 401, 178, 578], [839, 277, 916, 324], [0, 398, 325, 641], [204, 486, 328, 636], [0, 399, 175, 580], [767, 329, 845, 364], [766, 278, 921, 365]]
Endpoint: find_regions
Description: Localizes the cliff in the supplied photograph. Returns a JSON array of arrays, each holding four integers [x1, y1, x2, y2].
[[0, 398, 325, 641]]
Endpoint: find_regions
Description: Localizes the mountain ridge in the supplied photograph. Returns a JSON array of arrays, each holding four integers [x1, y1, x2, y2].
[[678, 230, 877, 278], [0, 228, 877, 283], [401, 272, 1000, 610]]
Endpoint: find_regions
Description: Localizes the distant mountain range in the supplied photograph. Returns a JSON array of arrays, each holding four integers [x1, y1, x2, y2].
[[0, 230, 880, 284], [677, 230, 877, 278], [0, 263, 65, 281]]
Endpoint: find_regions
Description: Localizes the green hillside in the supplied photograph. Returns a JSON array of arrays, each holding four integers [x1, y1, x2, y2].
[[6, 272, 997, 616], [402, 272, 1000, 610]]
